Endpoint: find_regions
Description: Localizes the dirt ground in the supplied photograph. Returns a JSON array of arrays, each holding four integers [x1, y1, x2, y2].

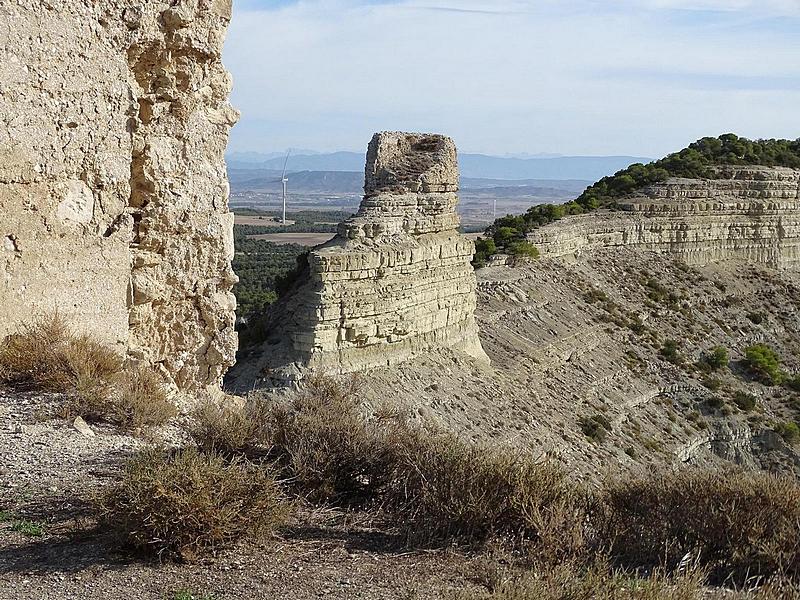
[[0, 392, 481, 600]]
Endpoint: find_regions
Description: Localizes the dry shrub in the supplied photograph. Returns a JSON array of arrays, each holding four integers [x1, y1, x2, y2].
[[110, 366, 176, 430], [190, 396, 271, 456], [452, 562, 708, 600], [599, 470, 800, 584], [269, 375, 395, 504], [99, 446, 289, 560], [0, 315, 121, 392], [385, 433, 588, 560], [0, 314, 173, 429]]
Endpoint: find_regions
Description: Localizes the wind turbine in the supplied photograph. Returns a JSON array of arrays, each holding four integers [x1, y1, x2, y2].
[[280, 150, 291, 225]]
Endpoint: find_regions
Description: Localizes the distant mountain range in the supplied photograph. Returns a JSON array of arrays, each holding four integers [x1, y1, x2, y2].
[[226, 151, 652, 182], [228, 168, 592, 196]]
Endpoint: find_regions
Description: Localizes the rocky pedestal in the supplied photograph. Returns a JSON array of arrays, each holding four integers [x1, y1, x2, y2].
[[232, 132, 488, 386], [527, 167, 800, 268], [0, 0, 238, 392]]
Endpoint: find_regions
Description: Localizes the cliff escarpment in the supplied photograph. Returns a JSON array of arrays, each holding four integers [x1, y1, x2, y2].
[[0, 0, 237, 391], [528, 167, 800, 267], [230, 132, 487, 388]]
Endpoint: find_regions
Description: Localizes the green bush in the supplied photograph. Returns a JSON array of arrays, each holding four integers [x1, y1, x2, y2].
[[703, 346, 729, 370], [775, 421, 800, 445], [659, 340, 683, 365], [785, 375, 800, 392], [577, 134, 800, 209], [744, 344, 785, 385], [482, 135, 800, 239], [472, 237, 497, 268], [732, 391, 757, 412], [506, 241, 540, 259]]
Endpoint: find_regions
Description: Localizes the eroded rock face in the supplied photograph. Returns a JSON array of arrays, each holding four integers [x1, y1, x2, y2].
[[528, 167, 800, 268], [0, 0, 237, 391], [232, 132, 487, 387]]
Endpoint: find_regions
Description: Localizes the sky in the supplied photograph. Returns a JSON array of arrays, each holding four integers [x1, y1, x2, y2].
[[223, 0, 800, 158]]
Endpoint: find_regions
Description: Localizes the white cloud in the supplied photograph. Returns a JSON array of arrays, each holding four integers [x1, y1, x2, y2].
[[224, 0, 800, 156]]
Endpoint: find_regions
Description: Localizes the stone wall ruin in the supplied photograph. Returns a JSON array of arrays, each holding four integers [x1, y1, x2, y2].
[[0, 0, 238, 392]]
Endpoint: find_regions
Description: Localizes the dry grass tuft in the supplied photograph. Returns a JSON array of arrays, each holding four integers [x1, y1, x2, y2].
[[111, 366, 176, 430], [98, 446, 290, 560], [0, 314, 174, 430], [0, 314, 121, 392], [453, 562, 708, 600], [190, 396, 271, 456], [384, 434, 588, 560]]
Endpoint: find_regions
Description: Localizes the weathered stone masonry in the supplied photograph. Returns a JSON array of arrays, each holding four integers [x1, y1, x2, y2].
[[0, 0, 237, 391]]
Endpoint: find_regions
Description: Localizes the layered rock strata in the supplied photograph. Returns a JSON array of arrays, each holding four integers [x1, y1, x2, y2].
[[528, 167, 800, 268], [234, 133, 487, 385], [0, 1, 238, 391]]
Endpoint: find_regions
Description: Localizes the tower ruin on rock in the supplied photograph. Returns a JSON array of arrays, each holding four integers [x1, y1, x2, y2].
[[232, 132, 488, 387]]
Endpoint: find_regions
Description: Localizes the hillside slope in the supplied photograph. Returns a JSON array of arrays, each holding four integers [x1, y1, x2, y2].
[[354, 248, 800, 479]]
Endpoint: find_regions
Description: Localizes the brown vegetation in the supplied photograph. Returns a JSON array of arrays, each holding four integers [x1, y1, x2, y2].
[[188, 376, 800, 588], [600, 470, 800, 584], [0, 314, 174, 429], [98, 446, 289, 560]]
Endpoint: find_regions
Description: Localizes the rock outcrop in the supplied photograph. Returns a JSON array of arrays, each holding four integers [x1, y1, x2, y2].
[[0, 1, 237, 391], [528, 166, 800, 268], [232, 132, 487, 386]]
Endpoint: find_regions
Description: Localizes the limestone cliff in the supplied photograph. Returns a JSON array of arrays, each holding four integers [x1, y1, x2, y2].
[[231, 132, 487, 387], [0, 0, 237, 391], [527, 166, 800, 268]]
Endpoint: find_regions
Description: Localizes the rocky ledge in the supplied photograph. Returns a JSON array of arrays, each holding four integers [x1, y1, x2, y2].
[[230, 132, 488, 387], [528, 166, 800, 268]]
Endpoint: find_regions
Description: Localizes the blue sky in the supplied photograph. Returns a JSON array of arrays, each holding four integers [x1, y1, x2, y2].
[[223, 0, 800, 157]]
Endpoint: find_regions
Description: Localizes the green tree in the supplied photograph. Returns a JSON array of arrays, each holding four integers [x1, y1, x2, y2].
[[472, 238, 497, 268], [744, 344, 784, 386], [703, 346, 729, 370]]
